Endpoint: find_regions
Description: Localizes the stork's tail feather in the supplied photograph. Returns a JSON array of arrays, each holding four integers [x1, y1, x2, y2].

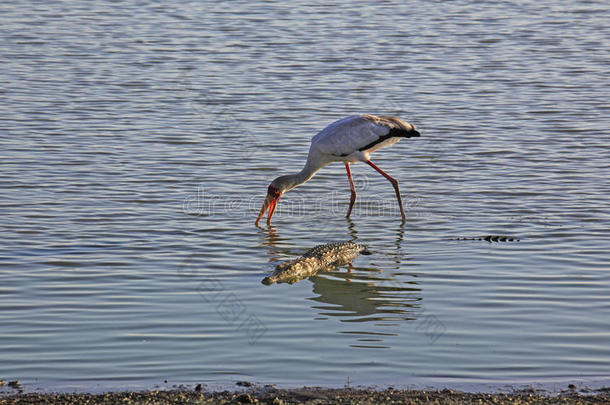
[[374, 115, 420, 138], [388, 127, 420, 138]]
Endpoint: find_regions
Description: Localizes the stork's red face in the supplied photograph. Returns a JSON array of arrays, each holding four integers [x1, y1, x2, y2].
[[255, 184, 282, 226]]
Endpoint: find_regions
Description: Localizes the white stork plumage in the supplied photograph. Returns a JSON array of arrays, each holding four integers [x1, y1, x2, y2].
[[255, 114, 420, 226]]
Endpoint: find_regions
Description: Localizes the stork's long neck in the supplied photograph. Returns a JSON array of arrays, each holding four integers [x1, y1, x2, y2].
[[280, 156, 326, 192]]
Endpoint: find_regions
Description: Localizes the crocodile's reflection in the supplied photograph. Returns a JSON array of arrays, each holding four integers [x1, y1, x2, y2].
[[258, 220, 423, 344], [308, 268, 421, 324]]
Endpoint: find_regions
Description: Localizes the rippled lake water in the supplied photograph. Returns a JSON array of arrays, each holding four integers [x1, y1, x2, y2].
[[1, 0, 609, 393]]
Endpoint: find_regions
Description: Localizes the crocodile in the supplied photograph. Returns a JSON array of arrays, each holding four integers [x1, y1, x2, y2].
[[262, 241, 371, 285], [452, 235, 520, 242]]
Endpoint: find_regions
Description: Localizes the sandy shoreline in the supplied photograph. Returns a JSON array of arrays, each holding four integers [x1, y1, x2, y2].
[[2, 386, 610, 404]]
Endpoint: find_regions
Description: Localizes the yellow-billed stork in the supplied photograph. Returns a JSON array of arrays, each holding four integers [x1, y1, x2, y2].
[[255, 114, 420, 226]]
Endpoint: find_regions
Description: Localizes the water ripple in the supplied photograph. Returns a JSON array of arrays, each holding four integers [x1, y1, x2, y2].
[[1, 0, 609, 391]]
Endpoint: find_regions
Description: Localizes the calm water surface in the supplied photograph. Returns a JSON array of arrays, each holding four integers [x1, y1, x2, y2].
[[1, 0, 609, 392]]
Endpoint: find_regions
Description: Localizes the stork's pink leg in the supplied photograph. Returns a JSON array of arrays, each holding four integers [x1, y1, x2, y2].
[[366, 160, 406, 221], [345, 162, 357, 218]]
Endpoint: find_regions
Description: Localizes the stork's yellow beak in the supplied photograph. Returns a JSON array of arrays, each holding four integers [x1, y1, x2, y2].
[[255, 190, 281, 226]]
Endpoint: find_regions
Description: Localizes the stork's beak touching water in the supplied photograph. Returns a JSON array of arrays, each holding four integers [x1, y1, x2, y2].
[[255, 185, 282, 226]]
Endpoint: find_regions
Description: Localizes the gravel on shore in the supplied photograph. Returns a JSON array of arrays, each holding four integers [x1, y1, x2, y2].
[[2, 386, 610, 404]]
